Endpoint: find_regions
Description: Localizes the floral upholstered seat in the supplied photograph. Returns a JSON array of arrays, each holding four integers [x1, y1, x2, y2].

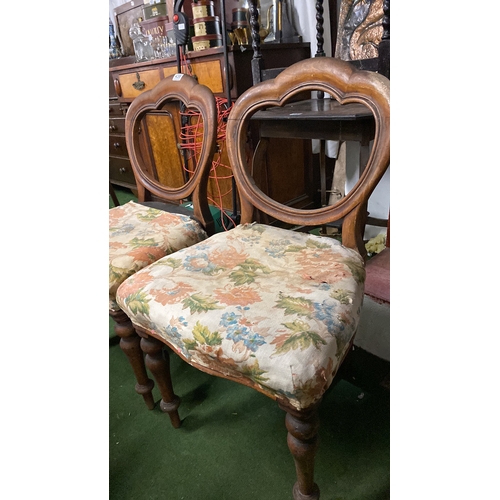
[[116, 222, 365, 410], [109, 200, 208, 312], [108, 73, 218, 416]]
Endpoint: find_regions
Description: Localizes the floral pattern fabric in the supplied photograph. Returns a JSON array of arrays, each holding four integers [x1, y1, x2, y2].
[[109, 201, 208, 311], [116, 223, 366, 410]]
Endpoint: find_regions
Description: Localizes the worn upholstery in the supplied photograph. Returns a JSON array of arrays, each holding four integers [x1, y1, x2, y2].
[[116, 222, 365, 410], [109, 200, 208, 312]]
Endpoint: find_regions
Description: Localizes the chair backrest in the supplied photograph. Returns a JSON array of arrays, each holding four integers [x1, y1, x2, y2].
[[125, 73, 217, 235], [226, 57, 390, 259]]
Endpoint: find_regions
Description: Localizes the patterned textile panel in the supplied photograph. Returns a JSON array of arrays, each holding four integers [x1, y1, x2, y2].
[[109, 201, 208, 311], [116, 223, 366, 410]]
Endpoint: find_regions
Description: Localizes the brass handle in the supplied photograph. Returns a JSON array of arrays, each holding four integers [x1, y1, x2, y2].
[[119, 167, 126, 173], [132, 72, 146, 91]]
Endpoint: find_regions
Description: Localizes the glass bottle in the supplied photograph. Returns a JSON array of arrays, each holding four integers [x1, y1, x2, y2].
[[129, 19, 155, 63], [109, 18, 123, 59]]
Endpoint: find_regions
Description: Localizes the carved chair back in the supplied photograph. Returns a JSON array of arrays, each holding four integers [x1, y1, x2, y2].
[[125, 73, 218, 235], [226, 57, 390, 258]]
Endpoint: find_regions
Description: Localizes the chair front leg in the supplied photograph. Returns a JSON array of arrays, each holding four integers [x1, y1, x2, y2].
[[110, 309, 155, 409], [140, 335, 182, 428], [279, 402, 321, 500]]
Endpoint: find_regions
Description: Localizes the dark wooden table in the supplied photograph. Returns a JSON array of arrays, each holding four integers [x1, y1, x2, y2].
[[251, 98, 376, 207]]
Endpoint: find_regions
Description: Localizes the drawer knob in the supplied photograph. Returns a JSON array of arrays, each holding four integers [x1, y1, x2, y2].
[[114, 79, 122, 97], [113, 142, 121, 149], [119, 167, 126, 173], [109, 123, 117, 131]]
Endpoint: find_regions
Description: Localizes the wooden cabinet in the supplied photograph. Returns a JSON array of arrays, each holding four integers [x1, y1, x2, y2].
[[109, 44, 310, 102], [109, 99, 136, 190]]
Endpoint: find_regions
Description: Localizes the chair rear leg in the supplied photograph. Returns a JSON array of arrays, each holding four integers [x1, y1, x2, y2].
[[141, 335, 182, 428], [110, 309, 155, 409], [279, 402, 321, 500]]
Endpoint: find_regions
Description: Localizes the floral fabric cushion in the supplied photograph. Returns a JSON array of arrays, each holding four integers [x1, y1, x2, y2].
[[109, 201, 208, 311], [116, 223, 366, 410]]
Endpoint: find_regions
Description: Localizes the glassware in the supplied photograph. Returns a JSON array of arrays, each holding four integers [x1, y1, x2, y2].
[[150, 36, 176, 60], [109, 18, 123, 59], [129, 20, 155, 63]]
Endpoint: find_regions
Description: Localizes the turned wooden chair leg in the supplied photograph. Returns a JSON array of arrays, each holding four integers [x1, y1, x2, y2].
[[279, 402, 321, 500], [110, 309, 155, 410], [140, 335, 182, 428]]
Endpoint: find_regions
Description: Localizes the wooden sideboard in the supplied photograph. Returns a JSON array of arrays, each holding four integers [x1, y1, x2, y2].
[[109, 43, 311, 209], [109, 44, 310, 102]]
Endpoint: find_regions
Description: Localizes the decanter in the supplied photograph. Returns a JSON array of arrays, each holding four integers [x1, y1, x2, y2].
[[129, 20, 155, 63], [109, 18, 123, 59]]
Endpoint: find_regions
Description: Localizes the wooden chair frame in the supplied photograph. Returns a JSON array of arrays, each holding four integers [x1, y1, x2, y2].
[[135, 58, 390, 498], [226, 57, 389, 498], [125, 74, 217, 235], [110, 74, 217, 420], [228, 57, 390, 258]]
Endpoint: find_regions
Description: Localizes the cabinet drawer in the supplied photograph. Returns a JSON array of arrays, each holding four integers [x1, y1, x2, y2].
[[109, 117, 126, 135], [110, 157, 136, 186], [116, 69, 162, 99], [109, 136, 129, 157], [109, 101, 129, 116], [163, 59, 224, 94]]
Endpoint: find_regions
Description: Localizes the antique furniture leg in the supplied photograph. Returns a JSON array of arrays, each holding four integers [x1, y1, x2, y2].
[[140, 335, 182, 428], [110, 309, 155, 409], [279, 402, 321, 500]]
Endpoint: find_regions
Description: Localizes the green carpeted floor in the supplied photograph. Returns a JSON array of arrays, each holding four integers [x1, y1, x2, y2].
[[110, 185, 137, 209], [109, 186, 390, 500]]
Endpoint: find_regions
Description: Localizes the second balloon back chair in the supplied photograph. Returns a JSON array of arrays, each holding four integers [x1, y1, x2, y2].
[[109, 74, 218, 426], [116, 57, 390, 499]]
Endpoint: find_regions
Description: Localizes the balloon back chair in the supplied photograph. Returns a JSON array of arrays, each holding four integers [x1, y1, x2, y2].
[[116, 57, 390, 498], [109, 74, 217, 427]]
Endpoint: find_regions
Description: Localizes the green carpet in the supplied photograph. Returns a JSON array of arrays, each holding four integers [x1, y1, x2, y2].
[[109, 185, 389, 499], [109, 325, 389, 500], [110, 186, 137, 209]]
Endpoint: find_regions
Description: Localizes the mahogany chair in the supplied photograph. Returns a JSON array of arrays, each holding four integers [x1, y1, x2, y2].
[[116, 57, 390, 499], [109, 74, 217, 425]]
